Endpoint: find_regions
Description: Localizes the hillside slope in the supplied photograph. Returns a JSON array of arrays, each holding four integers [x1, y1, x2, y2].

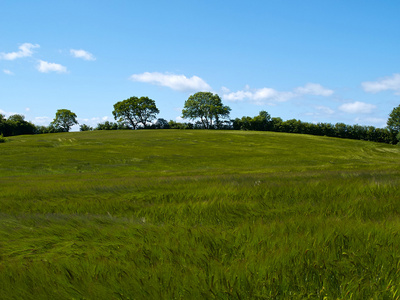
[[1, 130, 400, 299]]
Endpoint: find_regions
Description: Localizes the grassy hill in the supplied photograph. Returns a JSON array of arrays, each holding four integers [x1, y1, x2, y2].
[[1, 130, 400, 299]]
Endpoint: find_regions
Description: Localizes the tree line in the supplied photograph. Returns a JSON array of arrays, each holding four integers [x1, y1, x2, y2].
[[1, 92, 400, 145]]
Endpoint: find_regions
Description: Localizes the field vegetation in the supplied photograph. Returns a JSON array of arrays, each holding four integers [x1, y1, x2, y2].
[[1, 130, 400, 299]]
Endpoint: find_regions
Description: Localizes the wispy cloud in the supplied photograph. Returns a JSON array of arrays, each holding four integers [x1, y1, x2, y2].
[[77, 116, 109, 127], [304, 106, 335, 118], [223, 85, 294, 105], [354, 117, 387, 128], [362, 73, 400, 95], [33, 116, 51, 125], [3, 69, 14, 75], [37, 60, 67, 73], [316, 105, 335, 115], [0, 109, 17, 117], [0, 43, 39, 60], [130, 72, 212, 92], [338, 101, 376, 114], [70, 49, 96, 61], [295, 83, 334, 96], [222, 83, 333, 105]]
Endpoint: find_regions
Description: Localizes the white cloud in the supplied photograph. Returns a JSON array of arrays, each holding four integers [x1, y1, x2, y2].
[[3, 69, 14, 75], [37, 60, 67, 73], [130, 72, 212, 92], [34, 116, 51, 125], [222, 83, 333, 105], [338, 101, 376, 114], [362, 74, 400, 95], [223, 86, 294, 104], [304, 106, 335, 117], [354, 117, 387, 128], [316, 106, 335, 115], [75, 116, 110, 127], [295, 83, 334, 96], [70, 49, 96, 61], [221, 86, 230, 93], [364, 117, 387, 124], [0, 109, 17, 117], [0, 43, 39, 60], [25, 107, 30, 112]]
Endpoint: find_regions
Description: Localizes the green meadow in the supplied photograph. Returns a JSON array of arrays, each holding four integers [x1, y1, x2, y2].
[[1, 130, 400, 299]]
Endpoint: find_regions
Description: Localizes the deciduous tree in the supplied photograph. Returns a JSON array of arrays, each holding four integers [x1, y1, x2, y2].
[[182, 92, 231, 129], [112, 96, 159, 129], [387, 105, 400, 132], [51, 109, 78, 132]]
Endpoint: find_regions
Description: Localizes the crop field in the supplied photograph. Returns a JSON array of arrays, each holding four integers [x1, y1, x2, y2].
[[1, 130, 400, 299]]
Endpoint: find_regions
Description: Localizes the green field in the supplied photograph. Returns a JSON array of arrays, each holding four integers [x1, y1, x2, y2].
[[1, 130, 400, 299]]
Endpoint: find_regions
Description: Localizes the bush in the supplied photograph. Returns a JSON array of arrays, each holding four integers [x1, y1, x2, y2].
[[155, 118, 170, 129], [168, 120, 194, 129], [95, 121, 130, 130], [0, 134, 6, 143], [34, 125, 64, 134], [80, 124, 93, 131]]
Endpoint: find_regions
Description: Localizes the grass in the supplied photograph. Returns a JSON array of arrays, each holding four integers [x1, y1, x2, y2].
[[1, 130, 400, 299]]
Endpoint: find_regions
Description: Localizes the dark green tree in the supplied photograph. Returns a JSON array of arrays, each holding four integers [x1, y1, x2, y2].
[[79, 124, 93, 131], [112, 96, 159, 129], [0, 114, 7, 136], [95, 121, 121, 130], [1, 114, 36, 136], [251, 111, 272, 131], [155, 118, 170, 129], [387, 105, 400, 132], [182, 92, 231, 129], [51, 109, 78, 132]]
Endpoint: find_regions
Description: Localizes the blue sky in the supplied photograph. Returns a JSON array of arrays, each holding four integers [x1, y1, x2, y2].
[[1, 1, 400, 130]]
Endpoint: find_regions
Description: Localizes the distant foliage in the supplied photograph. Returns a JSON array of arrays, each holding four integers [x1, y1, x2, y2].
[[51, 109, 78, 132], [80, 124, 93, 131], [387, 105, 400, 132], [155, 118, 170, 129], [168, 120, 193, 129], [34, 125, 64, 134], [232, 111, 272, 131], [232, 111, 397, 144], [112, 96, 159, 129], [182, 92, 231, 129], [0, 114, 36, 137], [95, 121, 128, 130]]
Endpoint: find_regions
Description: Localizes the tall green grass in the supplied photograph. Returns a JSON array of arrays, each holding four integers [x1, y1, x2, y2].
[[1, 130, 400, 299]]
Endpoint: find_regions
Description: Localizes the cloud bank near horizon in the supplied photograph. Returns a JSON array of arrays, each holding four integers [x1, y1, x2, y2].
[[222, 83, 334, 105]]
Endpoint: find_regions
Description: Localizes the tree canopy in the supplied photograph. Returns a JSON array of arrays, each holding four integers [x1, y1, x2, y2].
[[112, 96, 159, 129], [0, 114, 36, 136], [387, 105, 400, 132], [182, 92, 231, 129], [233, 111, 272, 131], [51, 109, 78, 132]]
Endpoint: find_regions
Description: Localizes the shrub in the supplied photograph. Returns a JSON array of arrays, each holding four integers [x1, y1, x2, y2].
[[0, 134, 6, 143], [80, 124, 93, 131]]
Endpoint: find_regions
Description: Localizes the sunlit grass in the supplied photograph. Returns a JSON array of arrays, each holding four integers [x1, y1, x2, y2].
[[1, 130, 400, 299]]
